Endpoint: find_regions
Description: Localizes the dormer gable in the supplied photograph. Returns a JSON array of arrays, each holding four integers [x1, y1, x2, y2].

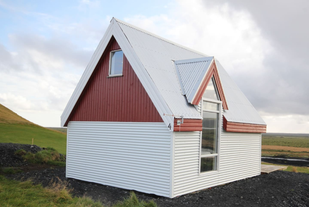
[[175, 57, 228, 110]]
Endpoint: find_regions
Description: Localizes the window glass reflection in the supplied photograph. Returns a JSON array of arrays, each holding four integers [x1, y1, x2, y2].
[[203, 102, 219, 111], [201, 157, 217, 172], [202, 111, 218, 155], [110, 50, 123, 75], [203, 78, 219, 100]]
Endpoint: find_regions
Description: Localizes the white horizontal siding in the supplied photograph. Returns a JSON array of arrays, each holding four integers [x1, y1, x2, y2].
[[66, 121, 172, 197], [173, 130, 261, 197]]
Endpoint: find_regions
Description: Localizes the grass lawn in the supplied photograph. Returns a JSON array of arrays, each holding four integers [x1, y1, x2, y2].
[[0, 175, 103, 206], [262, 135, 309, 158], [0, 175, 156, 207], [262, 149, 309, 158], [0, 123, 66, 154], [261, 162, 309, 174], [47, 127, 67, 134], [262, 136, 309, 148]]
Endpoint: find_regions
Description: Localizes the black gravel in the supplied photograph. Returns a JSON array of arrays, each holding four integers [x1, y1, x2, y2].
[[4, 167, 308, 206], [262, 157, 309, 167], [2, 143, 309, 206], [0, 143, 42, 167]]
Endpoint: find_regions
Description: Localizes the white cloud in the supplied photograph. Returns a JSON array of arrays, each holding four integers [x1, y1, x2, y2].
[[123, 0, 309, 133], [0, 34, 86, 126], [261, 113, 309, 133], [126, 0, 272, 77], [0, 93, 33, 110]]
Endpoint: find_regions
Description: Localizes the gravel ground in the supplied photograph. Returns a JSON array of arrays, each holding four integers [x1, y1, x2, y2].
[[2, 143, 309, 207], [0, 143, 42, 167]]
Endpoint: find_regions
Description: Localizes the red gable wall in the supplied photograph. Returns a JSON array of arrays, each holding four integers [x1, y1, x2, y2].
[[67, 37, 162, 125]]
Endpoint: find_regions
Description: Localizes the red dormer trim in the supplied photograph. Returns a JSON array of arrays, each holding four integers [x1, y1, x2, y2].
[[173, 118, 202, 132], [223, 117, 266, 133], [192, 61, 228, 110]]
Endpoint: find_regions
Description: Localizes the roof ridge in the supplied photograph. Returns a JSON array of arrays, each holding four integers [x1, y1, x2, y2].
[[175, 57, 214, 65], [113, 17, 209, 58]]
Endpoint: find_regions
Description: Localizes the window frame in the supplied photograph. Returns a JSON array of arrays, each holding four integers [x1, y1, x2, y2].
[[108, 49, 123, 77], [199, 98, 222, 175]]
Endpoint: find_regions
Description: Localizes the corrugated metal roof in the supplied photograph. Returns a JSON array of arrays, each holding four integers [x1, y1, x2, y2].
[[117, 20, 204, 119], [174, 57, 213, 104], [216, 60, 266, 125]]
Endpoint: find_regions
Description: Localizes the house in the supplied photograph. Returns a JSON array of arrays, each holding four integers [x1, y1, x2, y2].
[[61, 18, 266, 198]]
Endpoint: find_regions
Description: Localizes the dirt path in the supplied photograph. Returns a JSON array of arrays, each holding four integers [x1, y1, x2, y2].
[[262, 145, 309, 152]]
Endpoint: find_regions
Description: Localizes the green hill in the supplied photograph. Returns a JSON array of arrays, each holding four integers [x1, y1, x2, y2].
[[0, 104, 66, 154]]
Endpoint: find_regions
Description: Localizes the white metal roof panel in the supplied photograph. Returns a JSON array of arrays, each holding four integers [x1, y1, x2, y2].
[[175, 57, 213, 104], [117, 20, 205, 118], [216, 60, 266, 125]]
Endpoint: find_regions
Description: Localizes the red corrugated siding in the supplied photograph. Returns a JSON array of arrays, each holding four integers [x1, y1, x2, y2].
[[223, 117, 266, 133], [174, 118, 202, 131], [192, 61, 228, 110], [67, 37, 162, 124]]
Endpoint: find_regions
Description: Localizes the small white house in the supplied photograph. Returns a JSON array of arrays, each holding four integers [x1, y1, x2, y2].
[[61, 18, 266, 198]]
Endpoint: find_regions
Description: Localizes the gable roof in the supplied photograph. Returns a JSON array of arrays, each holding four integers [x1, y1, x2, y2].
[[61, 18, 265, 128]]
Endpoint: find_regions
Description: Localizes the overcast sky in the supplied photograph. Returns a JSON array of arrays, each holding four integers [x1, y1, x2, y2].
[[0, 0, 308, 133]]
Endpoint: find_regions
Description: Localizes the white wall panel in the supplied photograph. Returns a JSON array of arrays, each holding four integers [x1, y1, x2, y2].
[[173, 130, 261, 197], [66, 121, 172, 197]]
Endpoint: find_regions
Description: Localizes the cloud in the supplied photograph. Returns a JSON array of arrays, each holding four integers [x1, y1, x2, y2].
[[0, 44, 22, 72], [0, 32, 92, 126], [124, 0, 309, 132], [0, 93, 34, 111], [0, 1, 112, 127], [261, 112, 309, 133], [202, 0, 309, 116], [9, 34, 92, 71], [1, 0, 308, 131]]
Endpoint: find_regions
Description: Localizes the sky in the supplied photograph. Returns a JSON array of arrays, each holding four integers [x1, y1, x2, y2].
[[0, 0, 308, 133]]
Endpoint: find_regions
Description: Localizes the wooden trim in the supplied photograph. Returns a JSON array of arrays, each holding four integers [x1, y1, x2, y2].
[[223, 117, 266, 133], [173, 117, 266, 133], [192, 61, 228, 110], [212, 63, 228, 110], [192, 64, 213, 105], [174, 118, 202, 132]]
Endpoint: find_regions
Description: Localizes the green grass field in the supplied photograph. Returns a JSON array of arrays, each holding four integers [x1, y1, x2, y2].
[[0, 175, 156, 207], [0, 123, 66, 154], [0, 104, 66, 154], [262, 136, 309, 148], [262, 134, 309, 158], [47, 127, 67, 134]]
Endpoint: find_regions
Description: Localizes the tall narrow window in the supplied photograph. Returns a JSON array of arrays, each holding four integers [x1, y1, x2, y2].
[[203, 78, 219, 100], [200, 77, 221, 173], [109, 50, 123, 76]]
